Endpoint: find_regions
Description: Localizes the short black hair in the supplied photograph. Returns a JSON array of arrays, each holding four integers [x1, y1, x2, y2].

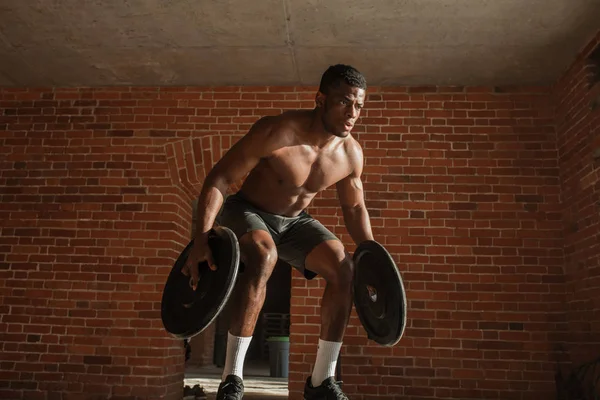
[[318, 64, 367, 94]]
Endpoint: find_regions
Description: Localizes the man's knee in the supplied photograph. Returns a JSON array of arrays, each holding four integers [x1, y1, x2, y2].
[[323, 252, 354, 289], [306, 241, 354, 288], [239, 230, 278, 285], [334, 253, 354, 288]]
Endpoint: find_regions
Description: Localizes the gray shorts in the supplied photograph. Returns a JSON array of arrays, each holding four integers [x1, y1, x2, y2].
[[216, 192, 339, 280]]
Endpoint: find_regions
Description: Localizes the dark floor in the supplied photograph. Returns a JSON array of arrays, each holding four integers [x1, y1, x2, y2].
[[184, 360, 288, 400]]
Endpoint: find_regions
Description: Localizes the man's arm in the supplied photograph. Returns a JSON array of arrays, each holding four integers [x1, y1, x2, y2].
[[195, 116, 278, 237], [335, 141, 374, 245]]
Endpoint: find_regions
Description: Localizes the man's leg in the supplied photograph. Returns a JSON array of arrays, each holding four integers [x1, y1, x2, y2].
[[303, 240, 354, 387], [277, 215, 352, 392], [221, 229, 278, 381], [213, 194, 279, 399]]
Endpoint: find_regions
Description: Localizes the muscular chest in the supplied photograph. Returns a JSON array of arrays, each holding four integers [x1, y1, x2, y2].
[[268, 146, 349, 192]]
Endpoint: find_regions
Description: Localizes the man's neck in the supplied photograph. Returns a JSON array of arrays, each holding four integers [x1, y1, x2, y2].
[[306, 109, 339, 148]]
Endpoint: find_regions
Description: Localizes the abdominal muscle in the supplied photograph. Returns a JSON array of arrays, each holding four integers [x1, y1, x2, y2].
[[238, 162, 320, 217]]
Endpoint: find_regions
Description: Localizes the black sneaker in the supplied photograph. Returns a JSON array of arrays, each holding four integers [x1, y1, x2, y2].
[[304, 376, 349, 400], [216, 375, 244, 400]]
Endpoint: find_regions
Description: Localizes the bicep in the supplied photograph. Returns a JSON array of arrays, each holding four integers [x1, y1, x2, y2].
[[336, 174, 366, 209], [337, 140, 366, 208]]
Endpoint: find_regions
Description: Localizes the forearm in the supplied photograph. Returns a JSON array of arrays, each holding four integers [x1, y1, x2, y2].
[[195, 174, 229, 237], [341, 204, 374, 245]]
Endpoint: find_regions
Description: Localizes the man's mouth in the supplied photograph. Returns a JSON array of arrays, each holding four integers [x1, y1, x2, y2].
[[344, 121, 354, 129]]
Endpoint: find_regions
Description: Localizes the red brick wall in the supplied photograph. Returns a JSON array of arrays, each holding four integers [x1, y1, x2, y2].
[[0, 87, 247, 399], [554, 31, 600, 367], [0, 74, 584, 400]]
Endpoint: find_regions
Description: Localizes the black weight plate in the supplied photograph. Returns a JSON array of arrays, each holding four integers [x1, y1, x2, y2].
[[353, 240, 407, 346], [161, 226, 240, 339]]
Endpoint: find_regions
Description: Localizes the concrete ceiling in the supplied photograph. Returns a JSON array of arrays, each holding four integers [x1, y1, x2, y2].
[[0, 0, 599, 87]]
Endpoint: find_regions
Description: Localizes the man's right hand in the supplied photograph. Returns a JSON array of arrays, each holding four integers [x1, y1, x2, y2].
[[181, 233, 217, 291]]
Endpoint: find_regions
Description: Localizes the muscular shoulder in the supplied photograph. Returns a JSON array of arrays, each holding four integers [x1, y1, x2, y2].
[[250, 111, 307, 148], [343, 135, 364, 174], [245, 114, 295, 157], [277, 110, 314, 137]]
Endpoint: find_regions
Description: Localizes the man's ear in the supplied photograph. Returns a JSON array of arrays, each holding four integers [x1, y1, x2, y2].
[[315, 91, 326, 108]]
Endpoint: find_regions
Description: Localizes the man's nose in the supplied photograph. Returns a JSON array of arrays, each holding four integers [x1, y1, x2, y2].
[[346, 105, 359, 119]]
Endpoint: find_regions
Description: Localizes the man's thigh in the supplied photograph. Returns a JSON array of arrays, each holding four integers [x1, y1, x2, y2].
[[216, 194, 272, 240], [276, 213, 340, 280]]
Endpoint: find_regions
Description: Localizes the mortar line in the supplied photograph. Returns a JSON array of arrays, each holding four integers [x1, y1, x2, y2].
[[281, 0, 301, 85]]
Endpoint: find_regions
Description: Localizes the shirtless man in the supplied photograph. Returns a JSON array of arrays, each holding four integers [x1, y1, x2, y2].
[[183, 64, 374, 400]]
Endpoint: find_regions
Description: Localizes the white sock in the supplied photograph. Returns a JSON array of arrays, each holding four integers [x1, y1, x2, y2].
[[311, 339, 342, 387], [222, 332, 252, 381]]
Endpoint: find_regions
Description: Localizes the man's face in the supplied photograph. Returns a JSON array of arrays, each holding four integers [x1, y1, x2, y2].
[[317, 82, 366, 137]]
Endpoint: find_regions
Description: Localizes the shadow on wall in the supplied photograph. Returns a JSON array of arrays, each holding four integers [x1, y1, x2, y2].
[[555, 356, 600, 400]]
